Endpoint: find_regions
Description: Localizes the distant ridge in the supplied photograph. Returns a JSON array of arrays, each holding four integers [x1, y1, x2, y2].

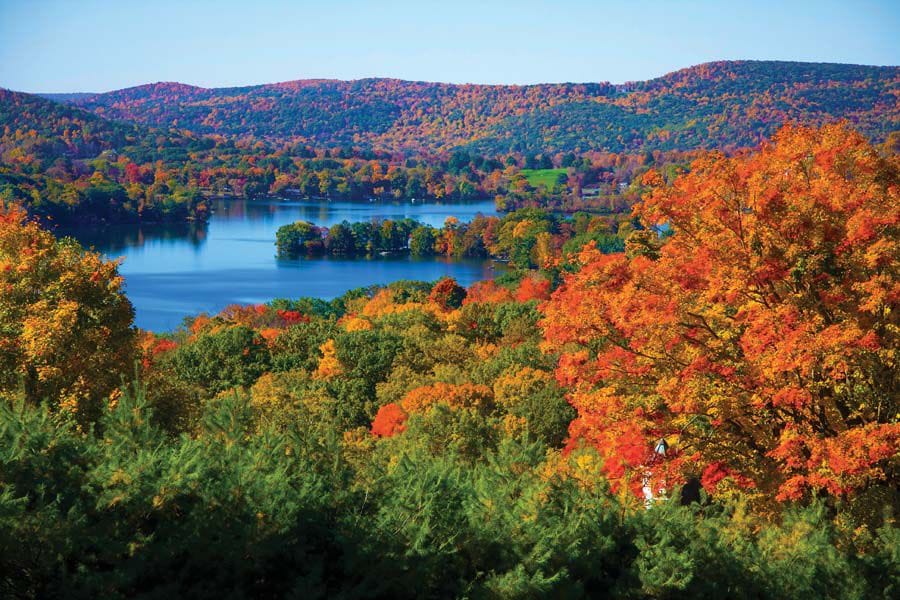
[[27, 60, 900, 153], [37, 92, 98, 103]]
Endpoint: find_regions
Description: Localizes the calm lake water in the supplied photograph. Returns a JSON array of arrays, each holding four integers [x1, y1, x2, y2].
[[58, 198, 501, 331]]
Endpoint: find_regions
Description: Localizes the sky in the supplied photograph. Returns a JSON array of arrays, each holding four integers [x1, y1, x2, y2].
[[1, 0, 898, 92]]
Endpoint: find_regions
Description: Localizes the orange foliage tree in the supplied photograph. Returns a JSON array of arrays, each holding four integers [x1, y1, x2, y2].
[[371, 402, 409, 437], [313, 339, 344, 380], [399, 382, 494, 414], [371, 382, 495, 438], [463, 280, 514, 305], [541, 124, 899, 502], [514, 274, 552, 303]]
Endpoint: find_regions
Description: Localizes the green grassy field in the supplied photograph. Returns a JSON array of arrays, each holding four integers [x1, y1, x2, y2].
[[520, 168, 568, 189]]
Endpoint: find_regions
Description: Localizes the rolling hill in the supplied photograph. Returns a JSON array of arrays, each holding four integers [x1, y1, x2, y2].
[[44, 60, 898, 154]]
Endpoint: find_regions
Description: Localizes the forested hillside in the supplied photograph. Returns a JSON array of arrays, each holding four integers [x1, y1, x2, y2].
[[0, 87, 672, 224], [0, 89, 212, 223], [0, 88, 142, 161], [55, 61, 899, 153], [2, 61, 896, 226]]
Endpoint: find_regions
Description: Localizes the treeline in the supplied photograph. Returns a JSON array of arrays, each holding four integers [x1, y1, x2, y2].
[[61, 79, 616, 151], [21, 62, 900, 227], [275, 208, 631, 269], [5, 60, 900, 226], [0, 168, 209, 224]]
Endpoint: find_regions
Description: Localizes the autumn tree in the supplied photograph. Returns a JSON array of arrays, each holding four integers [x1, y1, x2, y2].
[[371, 402, 408, 437], [541, 124, 899, 505], [275, 220, 325, 256], [428, 277, 467, 310], [409, 225, 437, 257], [493, 367, 574, 446], [0, 206, 135, 419], [400, 382, 494, 415]]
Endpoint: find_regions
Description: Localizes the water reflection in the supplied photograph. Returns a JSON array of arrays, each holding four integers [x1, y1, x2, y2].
[[56, 221, 210, 254], [213, 197, 497, 228]]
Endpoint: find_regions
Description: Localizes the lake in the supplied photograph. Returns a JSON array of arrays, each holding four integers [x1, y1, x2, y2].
[[58, 198, 501, 331]]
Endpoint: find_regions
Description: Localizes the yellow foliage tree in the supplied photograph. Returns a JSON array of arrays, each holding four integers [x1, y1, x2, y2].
[[0, 206, 135, 420], [400, 382, 494, 414], [313, 339, 344, 380], [493, 367, 554, 410]]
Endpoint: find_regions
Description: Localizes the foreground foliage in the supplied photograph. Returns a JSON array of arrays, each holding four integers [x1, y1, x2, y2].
[[1, 392, 897, 599], [0, 124, 897, 597]]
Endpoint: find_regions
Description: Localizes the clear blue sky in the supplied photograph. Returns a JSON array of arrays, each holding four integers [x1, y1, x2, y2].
[[1, 0, 898, 92]]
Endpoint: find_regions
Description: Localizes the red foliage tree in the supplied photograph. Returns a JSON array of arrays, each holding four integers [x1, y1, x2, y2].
[[428, 277, 467, 310], [514, 274, 551, 303], [371, 403, 409, 437], [277, 309, 310, 326]]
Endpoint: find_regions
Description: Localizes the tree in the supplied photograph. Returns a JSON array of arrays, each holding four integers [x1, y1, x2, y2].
[[371, 402, 408, 437], [400, 382, 494, 415], [326, 222, 355, 254], [493, 367, 574, 447], [541, 124, 899, 504], [275, 220, 324, 256], [428, 278, 467, 310], [409, 225, 437, 257], [0, 206, 135, 419]]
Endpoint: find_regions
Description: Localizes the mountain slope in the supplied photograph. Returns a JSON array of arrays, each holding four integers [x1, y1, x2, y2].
[[34, 61, 900, 154], [0, 87, 143, 161]]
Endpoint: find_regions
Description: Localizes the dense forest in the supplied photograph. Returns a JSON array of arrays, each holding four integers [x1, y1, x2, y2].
[[0, 87, 688, 225], [1, 123, 897, 598], [48, 61, 900, 153]]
